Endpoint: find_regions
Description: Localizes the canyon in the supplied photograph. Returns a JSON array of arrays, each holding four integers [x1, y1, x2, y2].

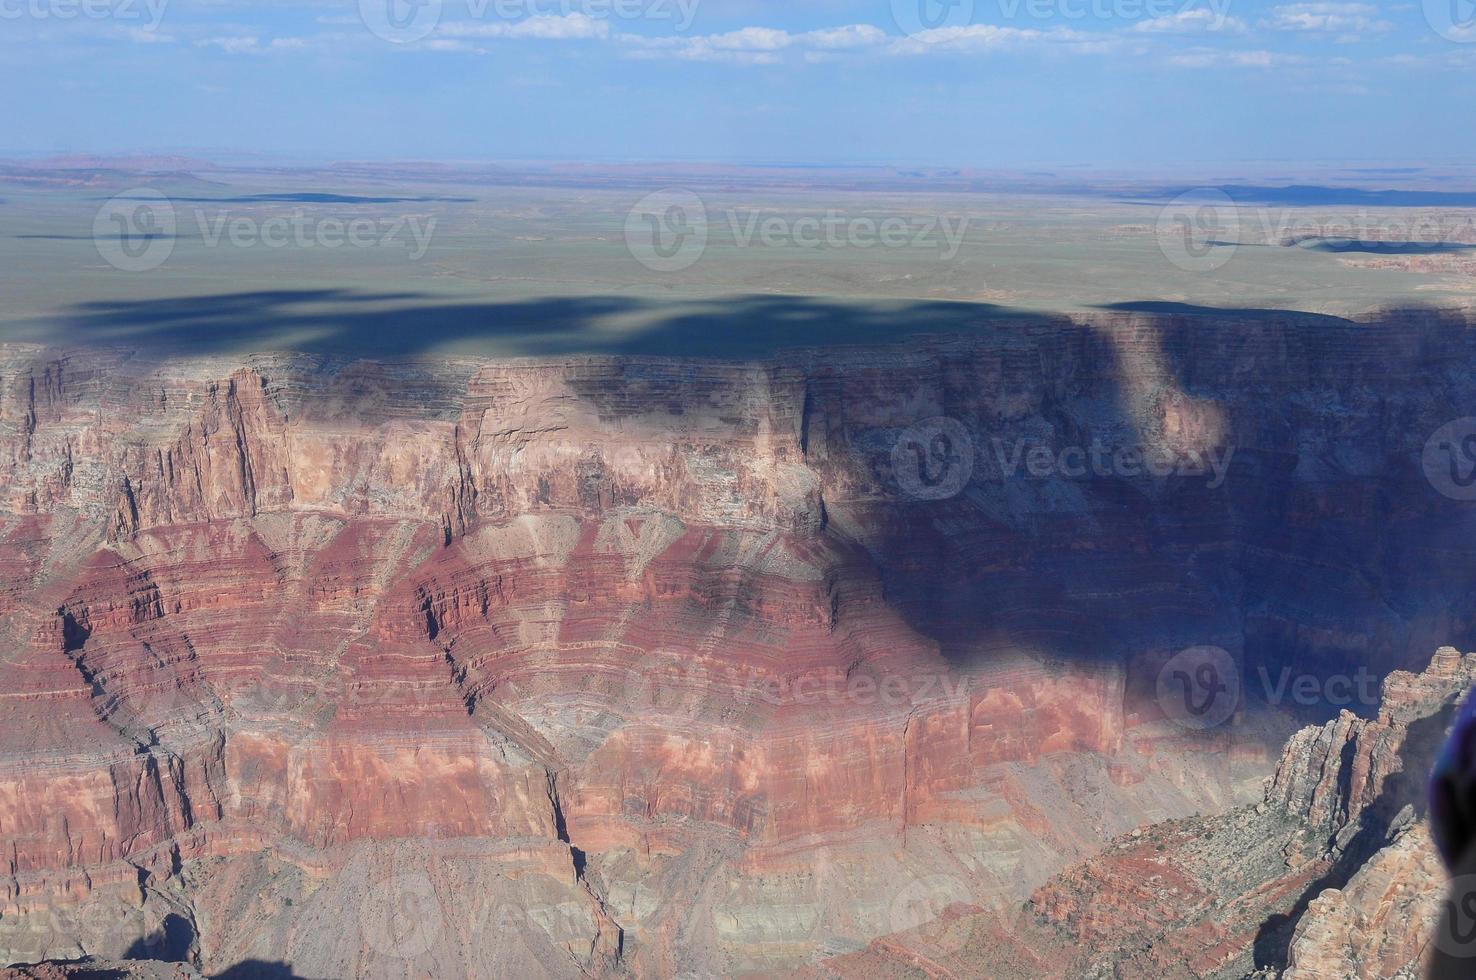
[[813, 645, 1471, 978], [1, 302, 1474, 977]]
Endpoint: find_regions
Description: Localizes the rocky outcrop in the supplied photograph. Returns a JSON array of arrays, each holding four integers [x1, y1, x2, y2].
[[817, 648, 1471, 978], [1282, 822, 1443, 980], [1269, 647, 1474, 841], [1, 962, 204, 980]]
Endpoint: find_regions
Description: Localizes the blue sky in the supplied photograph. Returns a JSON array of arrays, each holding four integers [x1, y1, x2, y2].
[[3, 0, 1474, 167]]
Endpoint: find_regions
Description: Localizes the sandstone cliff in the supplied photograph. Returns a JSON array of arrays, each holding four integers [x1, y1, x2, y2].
[[816, 647, 1471, 978], [1, 307, 1473, 975]]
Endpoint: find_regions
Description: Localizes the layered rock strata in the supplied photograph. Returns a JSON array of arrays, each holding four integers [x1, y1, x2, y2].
[[1, 307, 1473, 975]]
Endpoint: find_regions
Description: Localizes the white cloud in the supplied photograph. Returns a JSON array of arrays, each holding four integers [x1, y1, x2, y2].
[[702, 26, 794, 50], [621, 39, 781, 65], [1167, 48, 1310, 68], [889, 23, 1116, 55], [235, 7, 1417, 69], [440, 13, 611, 40], [620, 20, 1116, 64], [196, 36, 261, 53], [424, 38, 485, 52], [619, 23, 889, 64], [804, 24, 889, 50], [1132, 9, 1247, 34], [1261, 3, 1392, 39], [119, 25, 175, 44], [506, 12, 612, 39], [195, 35, 309, 54]]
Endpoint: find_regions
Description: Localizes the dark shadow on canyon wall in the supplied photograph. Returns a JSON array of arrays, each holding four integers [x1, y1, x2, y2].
[[123, 913, 194, 963], [24, 967, 129, 980], [848, 300, 1476, 724], [211, 962, 303, 979], [22, 291, 1476, 724]]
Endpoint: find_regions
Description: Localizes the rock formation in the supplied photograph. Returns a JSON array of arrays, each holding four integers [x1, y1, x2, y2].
[[1, 306, 1474, 975], [817, 647, 1472, 978]]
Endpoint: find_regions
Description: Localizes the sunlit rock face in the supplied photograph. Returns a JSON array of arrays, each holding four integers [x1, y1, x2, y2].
[[814, 648, 1473, 979], [0, 307, 1473, 976]]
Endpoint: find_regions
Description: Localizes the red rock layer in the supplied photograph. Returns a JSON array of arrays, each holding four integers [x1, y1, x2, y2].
[[1, 308, 1473, 974]]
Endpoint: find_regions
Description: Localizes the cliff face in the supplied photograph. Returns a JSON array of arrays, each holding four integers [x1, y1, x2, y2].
[[1, 308, 1473, 975], [816, 648, 1471, 979], [1282, 823, 1444, 980]]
